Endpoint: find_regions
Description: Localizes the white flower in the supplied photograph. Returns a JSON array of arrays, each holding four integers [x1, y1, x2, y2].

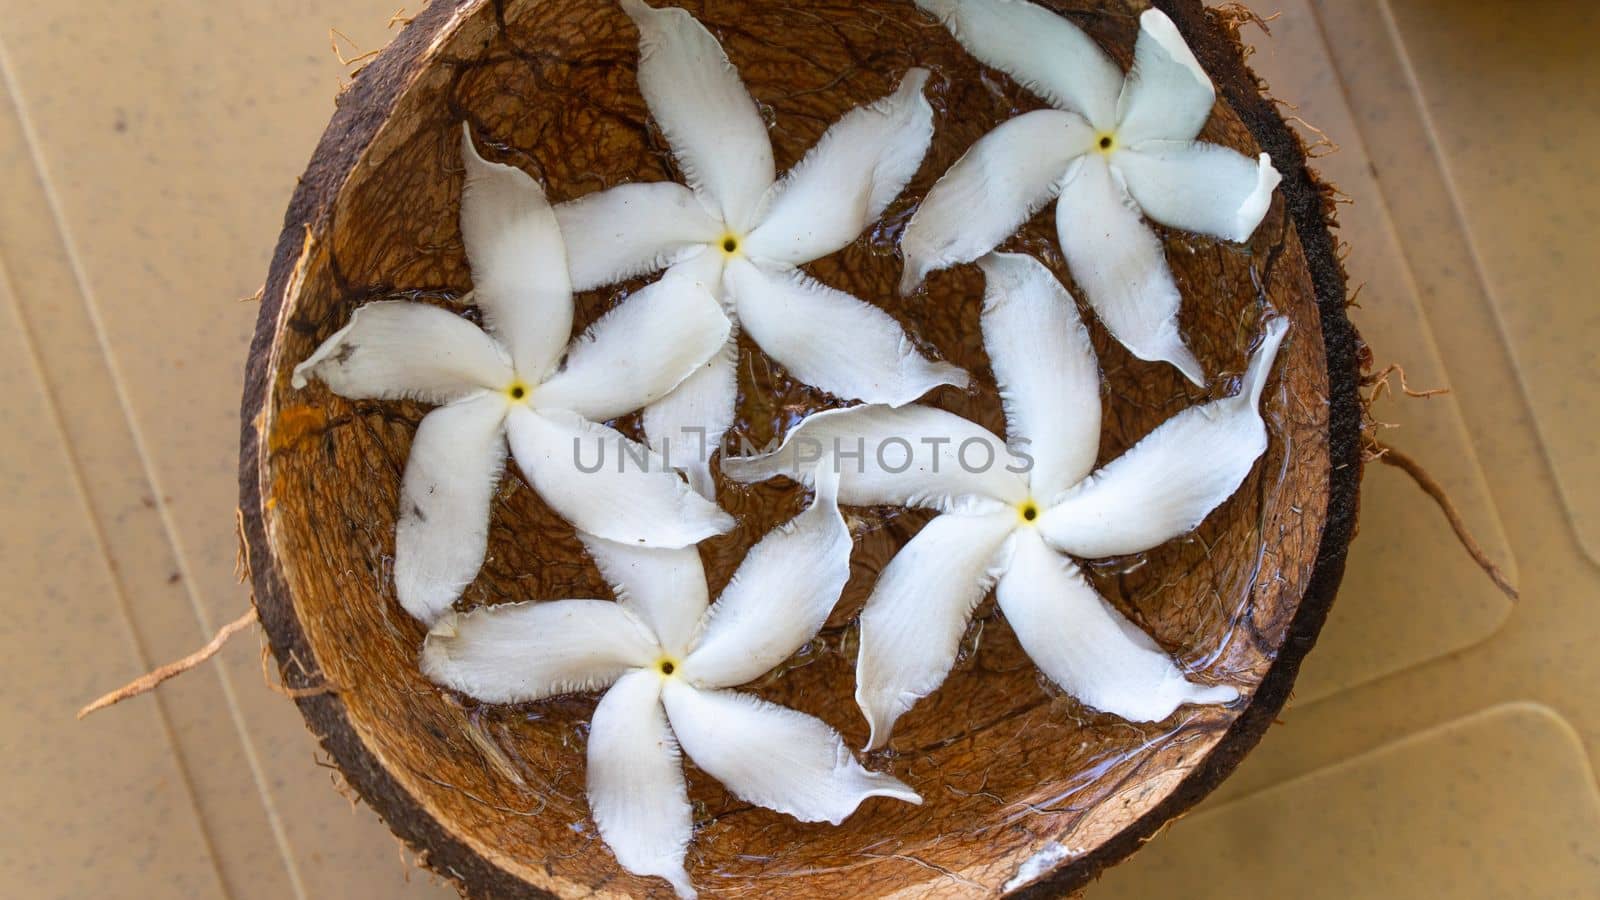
[[292, 125, 735, 625], [555, 0, 966, 493], [421, 466, 920, 899], [901, 1, 1283, 385], [726, 253, 1287, 748]]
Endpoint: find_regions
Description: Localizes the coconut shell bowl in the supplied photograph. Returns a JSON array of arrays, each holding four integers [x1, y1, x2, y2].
[[239, 0, 1360, 896]]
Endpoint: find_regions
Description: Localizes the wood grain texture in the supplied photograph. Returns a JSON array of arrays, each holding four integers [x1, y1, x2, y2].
[[238, 0, 1361, 896]]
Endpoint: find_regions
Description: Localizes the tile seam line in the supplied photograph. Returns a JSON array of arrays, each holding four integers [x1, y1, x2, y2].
[[1371, 0, 1589, 563], [0, 36, 308, 900], [1295, 3, 1519, 579], [0, 250, 240, 899], [1170, 700, 1599, 827]]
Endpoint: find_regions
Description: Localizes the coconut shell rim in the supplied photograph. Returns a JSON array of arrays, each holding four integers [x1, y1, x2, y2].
[[236, 0, 1362, 896]]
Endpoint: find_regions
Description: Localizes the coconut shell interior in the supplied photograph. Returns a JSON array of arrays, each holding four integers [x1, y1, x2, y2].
[[240, 0, 1360, 896]]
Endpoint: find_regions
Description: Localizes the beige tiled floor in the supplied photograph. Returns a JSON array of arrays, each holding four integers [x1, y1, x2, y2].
[[1, 1, 1594, 897]]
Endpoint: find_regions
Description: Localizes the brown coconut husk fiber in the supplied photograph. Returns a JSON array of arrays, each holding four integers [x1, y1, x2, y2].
[[231, 0, 1362, 896]]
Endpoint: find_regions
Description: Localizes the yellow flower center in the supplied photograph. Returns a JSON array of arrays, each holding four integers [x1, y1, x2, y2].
[[656, 658, 680, 678], [505, 380, 531, 402], [718, 233, 742, 256], [1018, 501, 1040, 524], [1095, 132, 1117, 155]]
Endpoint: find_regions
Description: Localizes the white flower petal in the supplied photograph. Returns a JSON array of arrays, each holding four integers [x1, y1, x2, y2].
[[535, 271, 733, 421], [507, 406, 734, 548], [394, 393, 509, 624], [914, 0, 1123, 128], [727, 259, 966, 406], [1038, 317, 1288, 558], [421, 599, 659, 703], [291, 301, 511, 403], [682, 465, 851, 689], [855, 512, 1015, 750], [899, 109, 1094, 293], [661, 681, 921, 824], [635, 253, 737, 497], [977, 253, 1102, 501], [1115, 8, 1217, 146], [641, 333, 738, 498], [667, 246, 730, 298], [744, 69, 934, 266], [554, 182, 724, 291], [996, 529, 1238, 721], [460, 125, 573, 380], [581, 536, 709, 659], [1116, 144, 1282, 244], [1055, 155, 1204, 386], [621, 0, 774, 232], [720, 403, 1028, 511], [587, 670, 697, 900]]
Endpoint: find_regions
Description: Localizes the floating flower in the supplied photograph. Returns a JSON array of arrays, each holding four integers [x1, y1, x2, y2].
[[901, 0, 1282, 385], [292, 126, 735, 625], [726, 253, 1287, 747], [555, 0, 966, 493], [421, 465, 919, 898]]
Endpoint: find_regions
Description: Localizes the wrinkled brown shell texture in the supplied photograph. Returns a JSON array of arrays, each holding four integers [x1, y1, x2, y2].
[[239, 0, 1360, 896]]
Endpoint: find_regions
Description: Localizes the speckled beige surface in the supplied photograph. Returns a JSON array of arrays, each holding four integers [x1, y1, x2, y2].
[[0, 0, 1594, 897], [1097, 703, 1600, 898]]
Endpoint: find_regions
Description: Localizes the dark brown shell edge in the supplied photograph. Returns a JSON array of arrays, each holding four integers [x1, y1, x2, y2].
[[234, 1, 1361, 897], [1011, 1, 1361, 895]]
